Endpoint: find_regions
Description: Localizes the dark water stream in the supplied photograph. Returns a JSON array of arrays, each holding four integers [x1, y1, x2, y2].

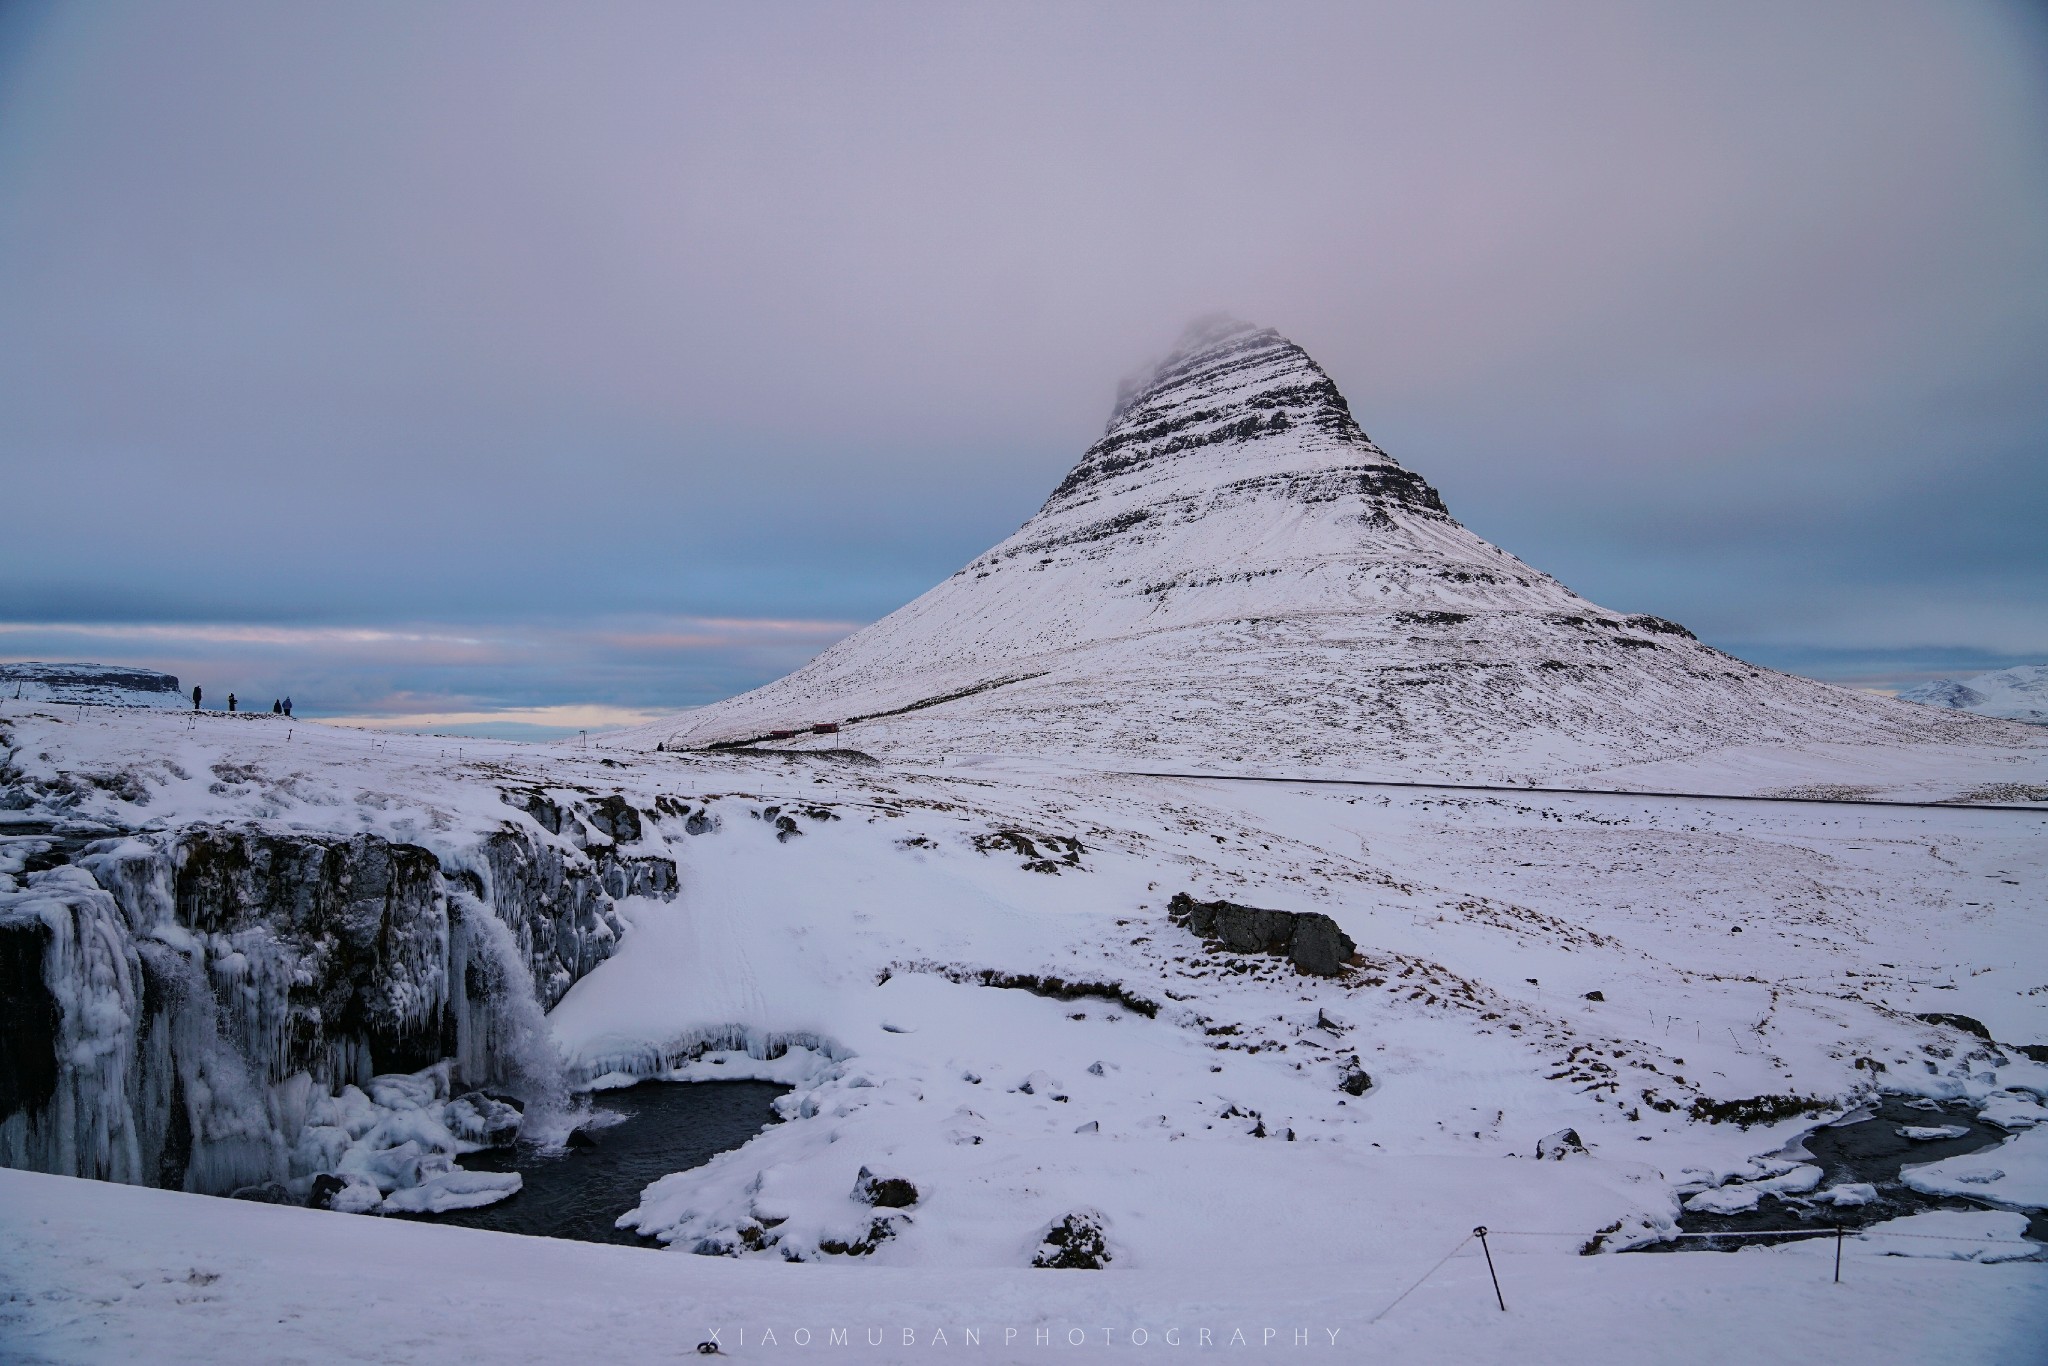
[[405, 1080, 789, 1246], [1662, 1096, 2046, 1250]]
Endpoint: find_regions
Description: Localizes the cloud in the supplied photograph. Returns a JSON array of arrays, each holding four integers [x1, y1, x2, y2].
[[315, 704, 669, 734]]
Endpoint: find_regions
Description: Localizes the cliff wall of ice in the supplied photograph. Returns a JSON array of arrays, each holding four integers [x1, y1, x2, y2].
[[0, 801, 675, 1204]]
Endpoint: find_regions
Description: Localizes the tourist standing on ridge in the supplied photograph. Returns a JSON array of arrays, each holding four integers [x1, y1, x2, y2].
[[283, 697, 293, 717], [192, 685, 202, 711], [272, 699, 281, 714], [228, 693, 236, 713]]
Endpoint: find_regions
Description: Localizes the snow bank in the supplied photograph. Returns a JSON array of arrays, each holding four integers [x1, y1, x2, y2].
[[1854, 1208, 2041, 1263], [1902, 1124, 2048, 1213]]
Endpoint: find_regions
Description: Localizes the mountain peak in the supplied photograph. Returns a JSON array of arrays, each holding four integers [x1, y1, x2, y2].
[[1046, 319, 1434, 518]]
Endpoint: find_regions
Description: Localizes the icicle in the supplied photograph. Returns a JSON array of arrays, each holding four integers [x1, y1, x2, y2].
[[449, 890, 566, 1118], [0, 868, 145, 1183]]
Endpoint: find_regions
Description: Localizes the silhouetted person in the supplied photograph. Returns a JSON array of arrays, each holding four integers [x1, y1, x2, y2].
[[272, 699, 281, 714], [228, 693, 236, 713], [283, 697, 293, 717], [192, 685, 202, 711]]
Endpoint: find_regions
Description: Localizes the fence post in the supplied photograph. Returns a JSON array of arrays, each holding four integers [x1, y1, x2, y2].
[[1834, 1224, 1843, 1284], [1475, 1226, 1506, 1312]]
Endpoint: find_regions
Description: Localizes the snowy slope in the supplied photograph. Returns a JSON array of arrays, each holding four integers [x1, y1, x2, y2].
[[0, 660, 184, 709], [7, 1164, 2045, 1365], [1901, 666, 2048, 726], [6, 706, 2045, 1239], [614, 320, 2036, 793], [3, 668, 2045, 1356]]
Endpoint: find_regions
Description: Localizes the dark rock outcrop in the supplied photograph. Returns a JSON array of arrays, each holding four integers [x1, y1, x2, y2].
[[475, 828, 674, 1009], [0, 917, 59, 1122], [1168, 893, 1356, 976], [587, 795, 643, 844], [1044, 320, 1441, 522], [880, 962, 1160, 1019], [229, 1181, 293, 1203], [1534, 1127, 1588, 1160], [306, 1172, 348, 1209], [1033, 1210, 1111, 1269], [972, 829, 1084, 874], [815, 1218, 896, 1256], [171, 828, 452, 1075], [853, 1166, 919, 1209], [1914, 1012, 1992, 1041], [515, 792, 567, 835]]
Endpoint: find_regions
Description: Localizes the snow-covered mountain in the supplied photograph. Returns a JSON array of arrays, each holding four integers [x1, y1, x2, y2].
[[1900, 665, 2048, 725], [0, 661, 183, 709], [624, 319, 2011, 787]]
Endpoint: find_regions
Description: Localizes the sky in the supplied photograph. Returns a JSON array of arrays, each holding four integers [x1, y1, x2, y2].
[[2, 1, 2045, 738]]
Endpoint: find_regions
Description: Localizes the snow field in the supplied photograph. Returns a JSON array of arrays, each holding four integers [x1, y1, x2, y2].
[[4, 1166, 2043, 1365], [3, 700, 2044, 1360]]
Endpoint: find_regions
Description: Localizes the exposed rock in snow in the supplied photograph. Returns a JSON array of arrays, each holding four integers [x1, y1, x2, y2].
[[1168, 891, 1357, 976], [1015, 1070, 1067, 1102], [1032, 1209, 1111, 1269], [851, 1165, 918, 1209]]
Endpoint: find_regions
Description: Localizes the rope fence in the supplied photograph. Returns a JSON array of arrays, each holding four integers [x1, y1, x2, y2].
[[1487, 1229, 2037, 1242], [1365, 1223, 2043, 1325], [1367, 1230, 1475, 1325]]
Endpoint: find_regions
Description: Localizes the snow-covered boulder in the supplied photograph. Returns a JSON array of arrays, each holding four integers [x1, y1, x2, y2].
[[1683, 1184, 1761, 1215], [1032, 1211, 1111, 1269], [380, 1169, 522, 1214]]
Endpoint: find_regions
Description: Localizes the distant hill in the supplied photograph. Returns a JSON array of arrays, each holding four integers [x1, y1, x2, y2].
[[1899, 665, 2048, 725], [0, 661, 184, 709]]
